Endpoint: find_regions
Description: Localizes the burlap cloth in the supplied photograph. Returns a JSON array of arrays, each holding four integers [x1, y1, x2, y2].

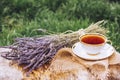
[[0, 48, 120, 80], [19, 48, 120, 80]]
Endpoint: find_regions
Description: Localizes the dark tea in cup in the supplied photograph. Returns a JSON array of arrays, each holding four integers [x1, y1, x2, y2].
[[81, 34, 105, 45], [79, 33, 107, 55]]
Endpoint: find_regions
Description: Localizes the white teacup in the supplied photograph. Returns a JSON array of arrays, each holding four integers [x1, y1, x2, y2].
[[79, 33, 111, 55]]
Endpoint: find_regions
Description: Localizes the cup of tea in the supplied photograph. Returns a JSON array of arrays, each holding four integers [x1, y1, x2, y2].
[[79, 33, 111, 55]]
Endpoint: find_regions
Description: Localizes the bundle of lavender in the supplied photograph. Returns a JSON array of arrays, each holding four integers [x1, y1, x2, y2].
[[1, 20, 107, 75]]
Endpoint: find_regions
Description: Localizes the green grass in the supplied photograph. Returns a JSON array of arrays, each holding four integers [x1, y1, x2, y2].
[[0, 0, 120, 52]]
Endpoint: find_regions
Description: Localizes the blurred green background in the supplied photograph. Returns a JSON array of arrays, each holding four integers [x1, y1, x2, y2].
[[0, 0, 120, 52]]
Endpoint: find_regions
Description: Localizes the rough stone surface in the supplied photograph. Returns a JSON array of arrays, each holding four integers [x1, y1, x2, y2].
[[0, 48, 23, 80]]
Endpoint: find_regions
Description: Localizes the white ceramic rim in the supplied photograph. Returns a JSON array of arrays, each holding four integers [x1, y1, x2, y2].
[[79, 33, 107, 46]]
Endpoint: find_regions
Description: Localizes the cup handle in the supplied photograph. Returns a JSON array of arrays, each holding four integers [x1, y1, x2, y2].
[[106, 40, 112, 45]]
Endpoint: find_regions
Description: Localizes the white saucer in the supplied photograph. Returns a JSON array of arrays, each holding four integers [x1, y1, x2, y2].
[[72, 42, 115, 60]]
